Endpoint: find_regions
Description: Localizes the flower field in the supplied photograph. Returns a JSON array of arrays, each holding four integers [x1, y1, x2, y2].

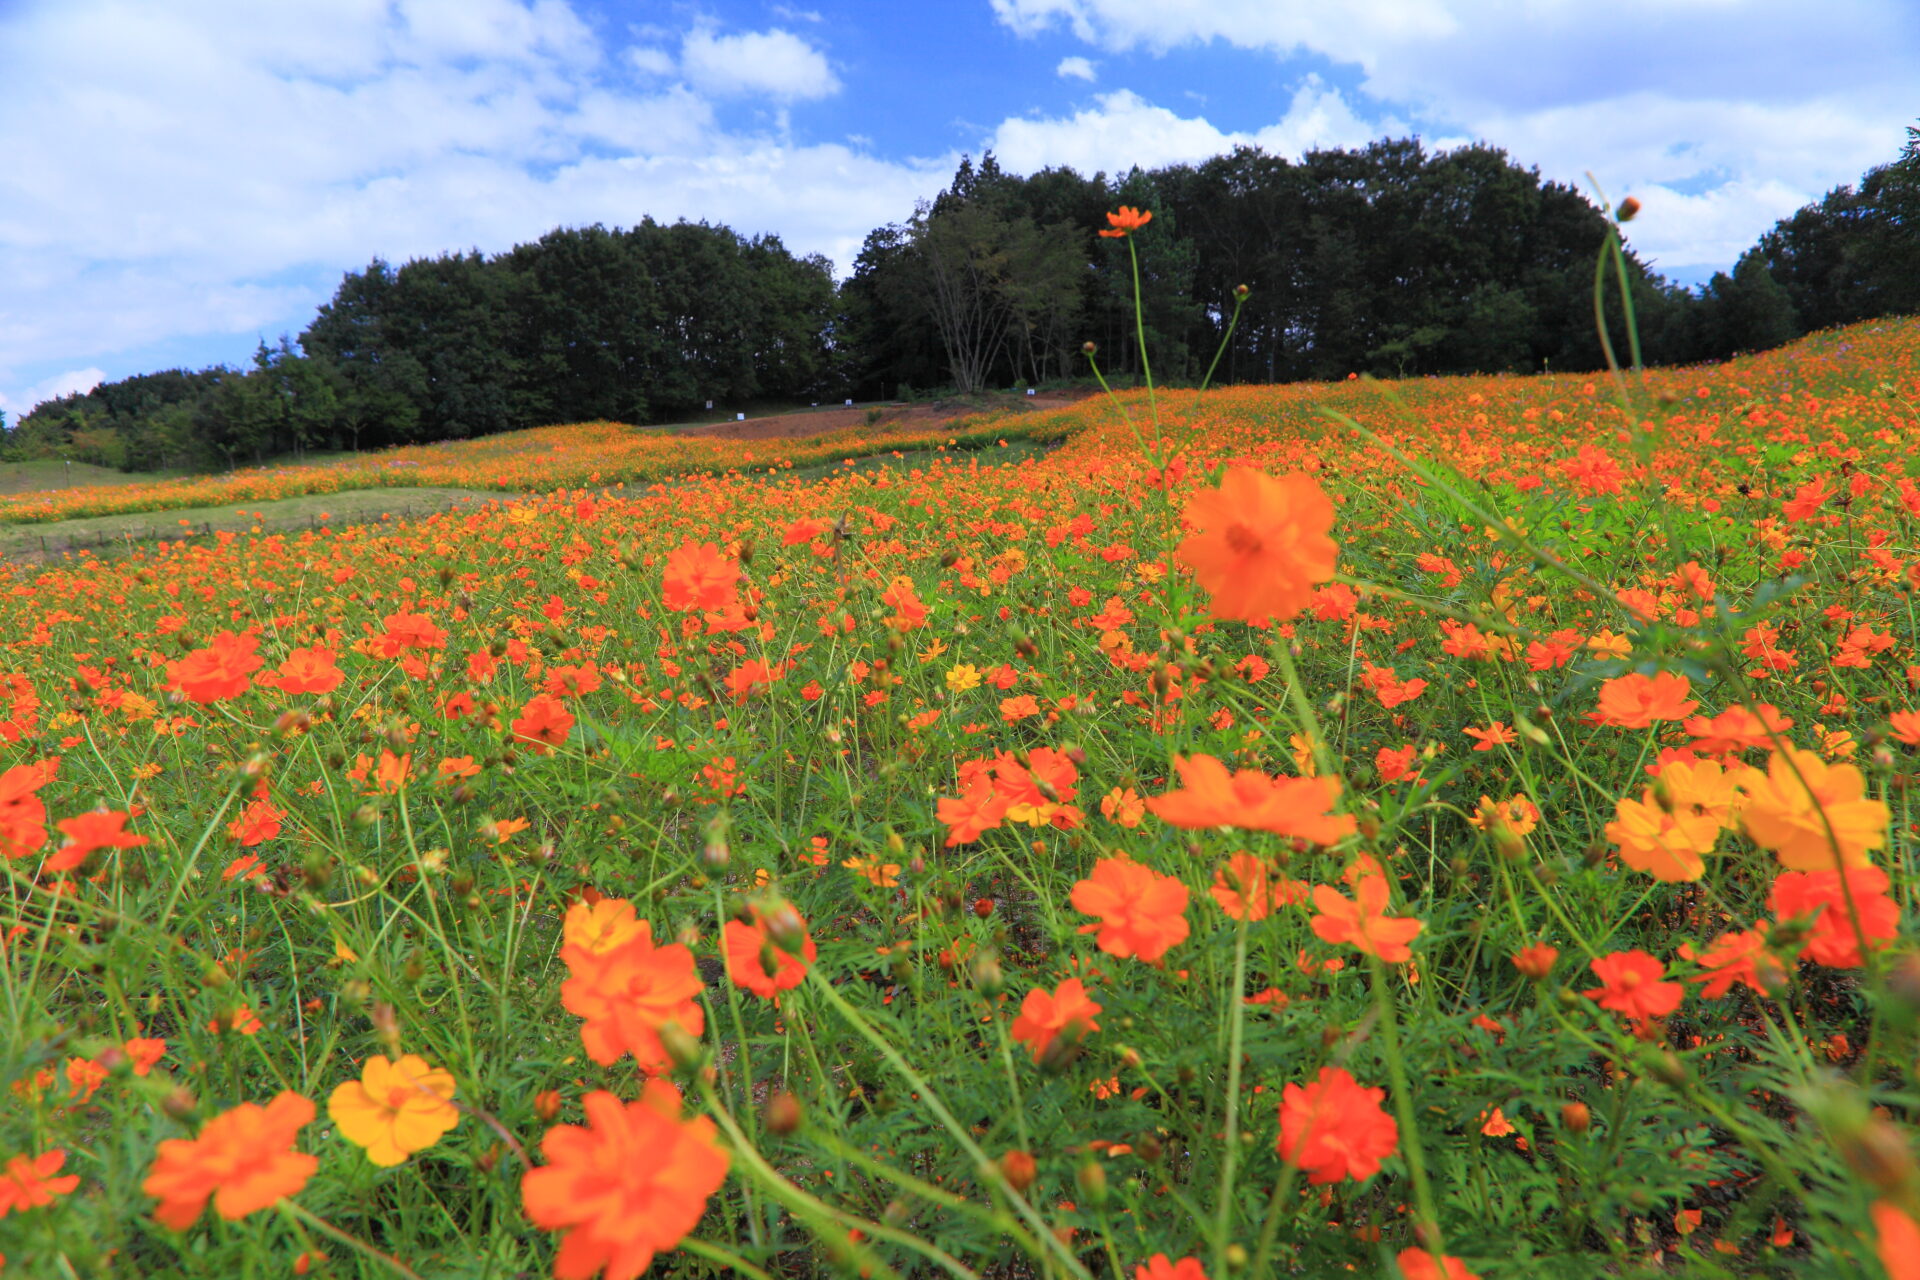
[[0, 411, 1070, 527], [4, 302, 1920, 1278]]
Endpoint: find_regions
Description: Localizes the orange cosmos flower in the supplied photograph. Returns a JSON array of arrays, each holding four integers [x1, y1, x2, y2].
[[993, 747, 1082, 828], [1583, 950, 1683, 1021], [327, 1054, 460, 1167], [937, 776, 1009, 846], [226, 782, 285, 847], [1174, 468, 1337, 623], [373, 610, 449, 656], [521, 1081, 729, 1280], [512, 694, 575, 754], [1872, 1200, 1920, 1280], [1009, 977, 1103, 1063], [559, 906, 705, 1072], [723, 905, 817, 999], [166, 630, 265, 703], [1769, 865, 1900, 967], [1677, 928, 1777, 998], [1071, 857, 1190, 963], [781, 517, 830, 546], [256, 647, 343, 695], [1100, 786, 1145, 828], [1309, 875, 1423, 963], [1510, 943, 1558, 978], [1098, 205, 1152, 238], [1209, 852, 1294, 921], [1593, 671, 1698, 729], [1684, 702, 1793, 754], [1740, 747, 1889, 871], [661, 541, 739, 613], [0, 756, 57, 860], [1462, 722, 1516, 752], [142, 1091, 318, 1229], [1135, 1256, 1207, 1280], [46, 809, 147, 872], [124, 1037, 168, 1076], [0, 1149, 80, 1215], [1277, 1066, 1399, 1184], [1396, 1249, 1483, 1280], [1145, 754, 1355, 844]]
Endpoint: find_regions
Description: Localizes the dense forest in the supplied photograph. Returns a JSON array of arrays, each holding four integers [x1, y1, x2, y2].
[[11, 126, 1918, 473]]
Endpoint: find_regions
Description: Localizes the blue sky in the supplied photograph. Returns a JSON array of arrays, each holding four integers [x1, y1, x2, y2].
[[2, 0, 1915, 418]]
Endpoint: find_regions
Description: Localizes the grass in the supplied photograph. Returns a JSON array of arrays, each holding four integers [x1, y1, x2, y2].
[[0, 459, 189, 494], [0, 486, 501, 560]]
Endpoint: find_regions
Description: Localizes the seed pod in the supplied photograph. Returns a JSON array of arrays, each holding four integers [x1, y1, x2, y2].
[[765, 1090, 804, 1135]]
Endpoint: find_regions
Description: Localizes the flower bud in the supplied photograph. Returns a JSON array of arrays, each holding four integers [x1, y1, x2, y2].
[[971, 954, 1005, 996], [534, 1090, 561, 1122], [766, 1090, 804, 1135], [1560, 1101, 1591, 1133], [1074, 1159, 1107, 1207], [661, 1021, 708, 1073], [1617, 196, 1641, 222], [998, 1149, 1037, 1193]]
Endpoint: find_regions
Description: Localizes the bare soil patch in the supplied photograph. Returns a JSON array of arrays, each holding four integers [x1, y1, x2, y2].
[[674, 387, 1097, 442]]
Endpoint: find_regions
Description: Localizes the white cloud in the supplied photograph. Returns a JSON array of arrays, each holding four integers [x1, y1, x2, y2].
[[626, 46, 675, 76], [0, 368, 107, 420], [0, 2, 909, 413], [990, 83, 1382, 176], [679, 26, 840, 100], [1055, 55, 1097, 81], [989, 0, 1917, 282]]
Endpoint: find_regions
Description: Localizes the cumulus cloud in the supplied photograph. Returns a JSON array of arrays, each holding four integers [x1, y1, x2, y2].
[[0, 1, 905, 413], [0, 368, 106, 420], [679, 26, 840, 100], [990, 83, 1382, 176], [1055, 55, 1097, 81]]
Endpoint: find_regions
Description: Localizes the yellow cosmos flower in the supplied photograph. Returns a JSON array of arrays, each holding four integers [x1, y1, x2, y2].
[[945, 663, 982, 693], [327, 1055, 460, 1167], [1740, 748, 1889, 872], [1586, 629, 1632, 659]]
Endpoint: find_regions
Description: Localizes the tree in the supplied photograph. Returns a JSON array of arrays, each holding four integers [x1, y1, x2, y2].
[[913, 155, 1086, 394]]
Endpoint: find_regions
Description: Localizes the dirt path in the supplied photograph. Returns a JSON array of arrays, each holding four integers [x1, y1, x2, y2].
[[674, 388, 1096, 442]]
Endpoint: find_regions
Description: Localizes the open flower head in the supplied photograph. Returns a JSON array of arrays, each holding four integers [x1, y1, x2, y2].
[[142, 1091, 317, 1230], [1098, 205, 1152, 238], [1010, 977, 1103, 1063], [1741, 747, 1889, 871], [1146, 753, 1354, 844], [1175, 469, 1337, 624], [327, 1054, 460, 1167], [1071, 856, 1189, 963], [521, 1080, 728, 1280], [1277, 1066, 1399, 1184], [1309, 875, 1423, 963]]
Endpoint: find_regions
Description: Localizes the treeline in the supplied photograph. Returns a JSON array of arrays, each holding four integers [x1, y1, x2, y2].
[[11, 221, 836, 471], [13, 127, 1918, 472]]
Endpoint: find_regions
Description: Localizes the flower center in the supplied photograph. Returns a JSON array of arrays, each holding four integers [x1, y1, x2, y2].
[[1224, 523, 1264, 557]]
